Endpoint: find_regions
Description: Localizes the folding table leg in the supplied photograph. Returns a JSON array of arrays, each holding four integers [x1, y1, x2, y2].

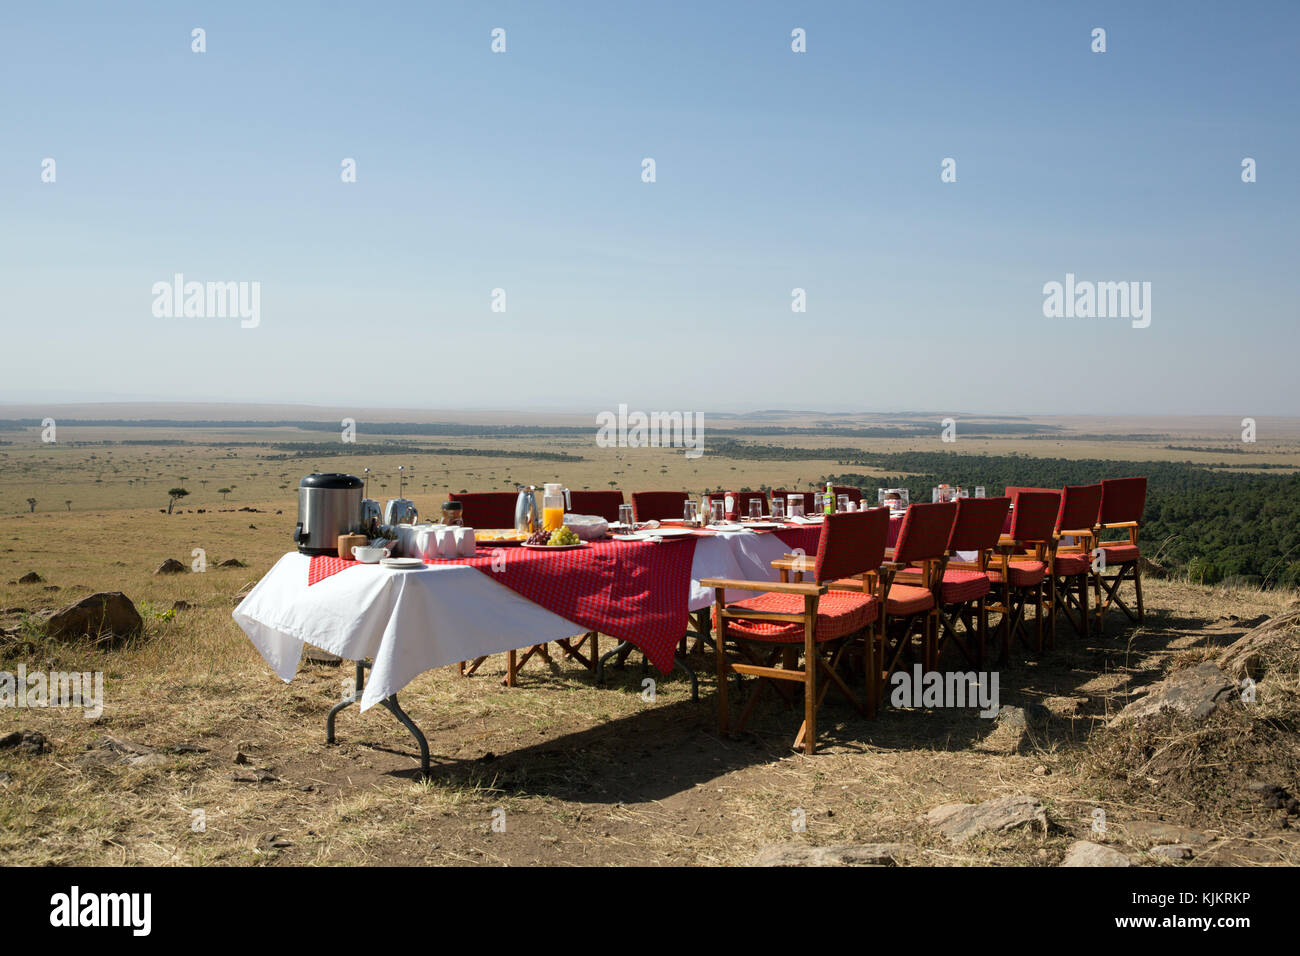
[[326, 660, 430, 777]]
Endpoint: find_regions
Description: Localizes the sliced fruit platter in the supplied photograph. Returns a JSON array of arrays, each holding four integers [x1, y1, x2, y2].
[[475, 529, 531, 545]]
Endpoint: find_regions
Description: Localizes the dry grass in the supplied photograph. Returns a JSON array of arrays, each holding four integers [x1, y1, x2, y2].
[[2, 423, 1299, 866]]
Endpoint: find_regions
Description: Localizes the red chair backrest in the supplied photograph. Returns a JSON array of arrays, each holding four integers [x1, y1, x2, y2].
[[706, 490, 769, 517], [1008, 491, 1059, 544], [832, 486, 863, 504], [449, 492, 517, 529], [568, 490, 624, 521], [1056, 483, 1102, 533], [631, 491, 689, 522], [893, 502, 958, 564], [814, 508, 889, 583], [948, 497, 1011, 553], [772, 490, 816, 514], [1099, 477, 1147, 524]]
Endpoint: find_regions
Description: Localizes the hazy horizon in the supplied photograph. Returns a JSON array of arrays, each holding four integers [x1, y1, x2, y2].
[[3, 1, 1297, 415]]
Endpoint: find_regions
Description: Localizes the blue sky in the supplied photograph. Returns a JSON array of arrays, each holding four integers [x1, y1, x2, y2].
[[2, 1, 1297, 415]]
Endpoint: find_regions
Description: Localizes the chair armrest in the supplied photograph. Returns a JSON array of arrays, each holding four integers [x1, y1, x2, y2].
[[700, 577, 826, 596], [1099, 521, 1139, 529], [771, 556, 814, 572]]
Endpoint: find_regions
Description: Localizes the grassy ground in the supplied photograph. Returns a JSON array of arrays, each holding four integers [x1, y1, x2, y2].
[[2, 501, 1297, 865]]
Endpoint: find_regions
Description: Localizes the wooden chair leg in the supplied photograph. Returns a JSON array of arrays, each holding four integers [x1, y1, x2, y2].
[[1134, 563, 1145, 623], [977, 597, 987, 668], [1034, 582, 1043, 653], [714, 595, 729, 735], [801, 600, 817, 754], [1080, 573, 1089, 638], [506, 649, 517, 687]]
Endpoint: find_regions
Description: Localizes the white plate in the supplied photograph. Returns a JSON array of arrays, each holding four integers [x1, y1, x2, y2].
[[521, 542, 587, 551], [647, 527, 696, 538], [743, 521, 782, 530], [612, 533, 654, 542], [380, 557, 427, 569]]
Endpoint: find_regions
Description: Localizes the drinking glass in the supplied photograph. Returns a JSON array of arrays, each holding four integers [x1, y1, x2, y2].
[[771, 498, 785, 521], [837, 494, 850, 513], [711, 500, 725, 523], [788, 495, 805, 518], [618, 503, 634, 530], [975, 487, 986, 498], [813, 492, 824, 513], [683, 500, 697, 523], [959, 488, 969, 498], [749, 499, 764, 520], [932, 487, 940, 503], [899, 489, 910, 507], [878, 488, 886, 506]]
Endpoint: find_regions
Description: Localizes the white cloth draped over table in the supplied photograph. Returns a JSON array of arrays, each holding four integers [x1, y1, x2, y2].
[[234, 528, 876, 711]]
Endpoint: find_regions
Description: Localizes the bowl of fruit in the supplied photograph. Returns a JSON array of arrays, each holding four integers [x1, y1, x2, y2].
[[521, 526, 585, 550]]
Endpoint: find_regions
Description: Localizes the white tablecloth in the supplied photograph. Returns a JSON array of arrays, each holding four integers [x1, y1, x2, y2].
[[233, 532, 799, 711]]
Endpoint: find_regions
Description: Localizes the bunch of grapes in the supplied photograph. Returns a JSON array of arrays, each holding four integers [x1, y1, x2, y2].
[[524, 529, 552, 545], [548, 526, 580, 546]]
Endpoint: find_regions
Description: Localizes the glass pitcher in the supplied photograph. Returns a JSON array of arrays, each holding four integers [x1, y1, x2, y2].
[[542, 483, 571, 532]]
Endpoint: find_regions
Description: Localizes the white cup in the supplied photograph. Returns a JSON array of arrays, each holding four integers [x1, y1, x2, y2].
[[351, 544, 389, 564], [435, 527, 459, 558], [455, 527, 476, 556]]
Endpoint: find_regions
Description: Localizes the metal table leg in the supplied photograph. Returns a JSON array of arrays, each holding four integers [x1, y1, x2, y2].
[[325, 659, 430, 777]]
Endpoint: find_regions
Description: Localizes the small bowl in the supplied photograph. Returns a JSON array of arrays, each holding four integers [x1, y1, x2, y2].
[[351, 545, 391, 564]]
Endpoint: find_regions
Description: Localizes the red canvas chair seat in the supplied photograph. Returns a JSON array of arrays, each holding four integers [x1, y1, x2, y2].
[[1099, 543, 1140, 564], [987, 559, 1048, 588], [1052, 551, 1092, 575], [885, 583, 936, 616], [716, 590, 879, 643], [894, 568, 990, 603]]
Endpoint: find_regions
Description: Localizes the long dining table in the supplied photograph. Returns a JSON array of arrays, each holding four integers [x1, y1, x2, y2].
[[232, 518, 846, 774]]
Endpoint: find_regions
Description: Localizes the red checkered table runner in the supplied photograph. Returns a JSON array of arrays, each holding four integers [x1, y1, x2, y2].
[[307, 538, 698, 673]]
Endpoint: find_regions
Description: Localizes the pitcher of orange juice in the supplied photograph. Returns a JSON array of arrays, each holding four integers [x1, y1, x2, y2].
[[542, 483, 571, 532]]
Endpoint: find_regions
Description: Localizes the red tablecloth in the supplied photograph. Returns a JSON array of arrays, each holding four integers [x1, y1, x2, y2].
[[308, 538, 698, 674]]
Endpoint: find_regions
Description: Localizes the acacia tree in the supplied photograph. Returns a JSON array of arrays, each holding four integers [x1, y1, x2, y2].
[[218, 487, 232, 501], [26, 497, 36, 513], [167, 487, 189, 514]]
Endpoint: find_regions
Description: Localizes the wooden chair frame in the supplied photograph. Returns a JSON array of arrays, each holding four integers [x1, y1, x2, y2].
[[1094, 520, 1145, 626], [704, 576, 871, 754]]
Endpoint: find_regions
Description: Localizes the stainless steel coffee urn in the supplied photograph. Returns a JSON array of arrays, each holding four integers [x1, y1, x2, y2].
[[293, 473, 363, 555]]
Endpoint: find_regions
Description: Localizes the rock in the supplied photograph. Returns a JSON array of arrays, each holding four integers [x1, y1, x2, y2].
[[248, 524, 257, 529], [1110, 662, 1237, 725], [1062, 841, 1132, 867], [171, 600, 192, 611], [218, 558, 247, 568], [0, 730, 48, 755], [1218, 607, 1300, 680], [77, 735, 168, 768], [18, 571, 43, 584], [44, 592, 143, 644], [1122, 821, 1212, 846], [1150, 844, 1194, 861], [262, 834, 293, 849], [753, 842, 913, 867], [43, 585, 60, 592], [154, 558, 186, 575], [923, 795, 1048, 843]]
